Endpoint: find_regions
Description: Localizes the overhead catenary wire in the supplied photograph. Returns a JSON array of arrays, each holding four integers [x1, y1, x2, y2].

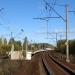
[[33, 16, 59, 39], [45, 0, 57, 16], [43, 0, 65, 22]]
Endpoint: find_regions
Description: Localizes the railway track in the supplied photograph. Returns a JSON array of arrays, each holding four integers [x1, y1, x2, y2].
[[41, 52, 75, 75]]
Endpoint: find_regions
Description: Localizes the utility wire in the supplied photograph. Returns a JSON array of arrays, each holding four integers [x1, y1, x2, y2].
[[43, 0, 65, 22]]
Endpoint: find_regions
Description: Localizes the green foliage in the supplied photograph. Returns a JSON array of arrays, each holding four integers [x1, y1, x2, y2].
[[57, 39, 75, 54], [8, 38, 22, 51], [0, 37, 22, 54], [69, 40, 75, 54], [0, 36, 54, 55], [23, 37, 28, 50], [8, 37, 15, 45], [14, 41, 22, 51]]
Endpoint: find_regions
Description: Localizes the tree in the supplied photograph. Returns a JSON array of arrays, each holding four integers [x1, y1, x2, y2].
[[2, 38, 7, 46], [14, 41, 22, 51], [22, 37, 28, 57], [8, 37, 15, 45], [8, 38, 22, 51], [23, 37, 28, 50], [57, 39, 75, 54], [0, 38, 2, 49], [69, 40, 75, 54], [0, 38, 8, 54]]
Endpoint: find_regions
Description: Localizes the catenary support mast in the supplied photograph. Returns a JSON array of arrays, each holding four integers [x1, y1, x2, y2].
[[66, 0, 70, 62]]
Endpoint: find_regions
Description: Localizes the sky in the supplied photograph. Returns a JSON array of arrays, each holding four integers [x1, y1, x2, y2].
[[0, 0, 75, 45]]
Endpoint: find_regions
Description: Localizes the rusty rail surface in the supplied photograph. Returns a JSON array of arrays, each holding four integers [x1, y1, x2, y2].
[[48, 53, 75, 74], [41, 52, 75, 75]]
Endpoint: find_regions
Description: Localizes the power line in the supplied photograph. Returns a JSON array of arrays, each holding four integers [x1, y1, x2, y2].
[[43, 0, 75, 62], [33, 16, 59, 38], [43, 0, 65, 22]]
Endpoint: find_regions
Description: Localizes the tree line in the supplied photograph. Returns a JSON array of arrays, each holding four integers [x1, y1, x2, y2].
[[0, 37, 53, 55], [57, 39, 75, 55]]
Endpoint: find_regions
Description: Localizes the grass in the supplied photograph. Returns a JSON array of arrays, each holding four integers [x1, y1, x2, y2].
[[0, 59, 22, 75]]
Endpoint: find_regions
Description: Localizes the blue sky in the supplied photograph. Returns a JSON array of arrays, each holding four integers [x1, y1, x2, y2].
[[0, 0, 75, 45]]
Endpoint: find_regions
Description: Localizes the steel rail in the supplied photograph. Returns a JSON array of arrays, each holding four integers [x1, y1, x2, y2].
[[48, 53, 75, 74]]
